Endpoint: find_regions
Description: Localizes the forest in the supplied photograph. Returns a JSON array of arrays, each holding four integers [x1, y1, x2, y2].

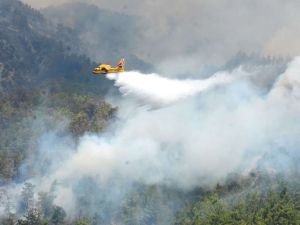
[[0, 0, 299, 224]]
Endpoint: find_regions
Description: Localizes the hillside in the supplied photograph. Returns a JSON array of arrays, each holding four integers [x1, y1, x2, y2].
[[42, 2, 154, 72], [0, 0, 113, 94], [0, 0, 117, 182], [0, 1, 299, 225]]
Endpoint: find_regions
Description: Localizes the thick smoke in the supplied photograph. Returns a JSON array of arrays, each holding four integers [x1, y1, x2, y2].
[[2, 0, 298, 222], [3, 57, 296, 215], [0, 57, 299, 221]]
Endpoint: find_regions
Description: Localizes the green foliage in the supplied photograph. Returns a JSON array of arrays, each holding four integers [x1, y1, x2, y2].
[[259, 188, 299, 225], [175, 193, 231, 225], [70, 111, 90, 137], [38, 191, 55, 219], [0, 0, 114, 95], [0, 89, 115, 180], [0, 213, 15, 225], [175, 187, 300, 225], [121, 185, 183, 225], [16, 182, 66, 225], [1, 174, 300, 225], [74, 218, 91, 225], [16, 208, 47, 225], [51, 206, 66, 225], [18, 182, 35, 214]]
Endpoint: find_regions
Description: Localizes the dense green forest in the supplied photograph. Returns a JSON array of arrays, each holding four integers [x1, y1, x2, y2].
[[0, 0, 299, 225], [1, 178, 299, 224]]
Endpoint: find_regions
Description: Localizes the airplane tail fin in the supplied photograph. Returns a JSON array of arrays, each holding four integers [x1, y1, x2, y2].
[[116, 58, 125, 69]]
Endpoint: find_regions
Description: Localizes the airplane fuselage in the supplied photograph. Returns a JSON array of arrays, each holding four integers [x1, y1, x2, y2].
[[93, 62, 125, 74]]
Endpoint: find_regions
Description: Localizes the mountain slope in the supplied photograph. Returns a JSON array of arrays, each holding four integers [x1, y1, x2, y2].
[[0, 0, 117, 182], [0, 0, 111, 94], [42, 2, 153, 72]]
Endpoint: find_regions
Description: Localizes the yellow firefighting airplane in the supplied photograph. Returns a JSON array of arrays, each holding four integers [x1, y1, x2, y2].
[[92, 58, 125, 74]]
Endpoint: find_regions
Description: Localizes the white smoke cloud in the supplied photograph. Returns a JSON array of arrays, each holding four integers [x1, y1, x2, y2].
[[3, 58, 300, 216], [20, 57, 298, 213], [3, 0, 299, 220]]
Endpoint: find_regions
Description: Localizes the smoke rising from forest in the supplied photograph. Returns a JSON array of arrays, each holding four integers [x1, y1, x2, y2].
[[2, 57, 297, 216], [2, 1, 299, 222]]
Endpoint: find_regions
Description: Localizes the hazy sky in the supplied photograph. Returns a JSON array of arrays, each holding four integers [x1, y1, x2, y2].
[[22, 0, 300, 63]]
